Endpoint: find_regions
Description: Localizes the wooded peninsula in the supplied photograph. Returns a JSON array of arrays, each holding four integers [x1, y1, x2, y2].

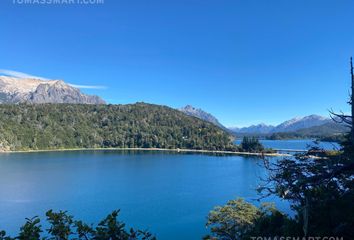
[[0, 103, 237, 152]]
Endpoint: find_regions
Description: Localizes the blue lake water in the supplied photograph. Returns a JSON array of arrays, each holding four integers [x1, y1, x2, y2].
[[234, 139, 340, 151], [0, 150, 291, 239]]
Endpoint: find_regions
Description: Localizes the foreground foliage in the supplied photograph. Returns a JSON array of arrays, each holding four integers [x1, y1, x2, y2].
[[0, 210, 156, 240], [262, 141, 353, 237], [204, 199, 300, 240], [0, 103, 237, 152]]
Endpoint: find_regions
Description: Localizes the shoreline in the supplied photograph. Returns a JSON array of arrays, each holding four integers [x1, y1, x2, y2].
[[0, 147, 290, 157]]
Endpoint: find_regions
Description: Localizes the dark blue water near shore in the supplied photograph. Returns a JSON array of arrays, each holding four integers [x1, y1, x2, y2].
[[0, 150, 290, 239]]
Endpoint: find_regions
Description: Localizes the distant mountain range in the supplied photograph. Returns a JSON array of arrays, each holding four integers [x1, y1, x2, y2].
[[229, 124, 274, 134], [230, 115, 332, 134], [0, 76, 105, 104], [178, 105, 348, 138], [230, 115, 349, 139]]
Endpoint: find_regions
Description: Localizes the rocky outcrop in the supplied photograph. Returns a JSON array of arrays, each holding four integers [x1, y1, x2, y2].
[[179, 105, 227, 130]]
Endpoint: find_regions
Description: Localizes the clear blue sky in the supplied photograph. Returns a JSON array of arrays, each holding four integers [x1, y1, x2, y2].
[[0, 0, 353, 127]]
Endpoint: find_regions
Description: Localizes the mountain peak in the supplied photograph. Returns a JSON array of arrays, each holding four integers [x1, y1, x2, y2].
[[257, 123, 272, 127], [180, 105, 202, 113], [303, 114, 328, 120], [179, 105, 226, 130], [234, 123, 275, 134], [0, 76, 105, 104], [274, 115, 330, 132], [184, 104, 194, 109]]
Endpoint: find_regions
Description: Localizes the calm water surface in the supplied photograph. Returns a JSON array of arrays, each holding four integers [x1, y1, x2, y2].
[[235, 139, 340, 150], [0, 150, 290, 239]]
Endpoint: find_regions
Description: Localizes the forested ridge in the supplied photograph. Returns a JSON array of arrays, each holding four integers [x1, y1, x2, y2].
[[0, 103, 236, 151], [266, 122, 348, 141]]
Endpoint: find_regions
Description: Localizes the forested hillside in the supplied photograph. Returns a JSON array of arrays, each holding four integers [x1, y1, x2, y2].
[[0, 103, 236, 151], [267, 122, 348, 140]]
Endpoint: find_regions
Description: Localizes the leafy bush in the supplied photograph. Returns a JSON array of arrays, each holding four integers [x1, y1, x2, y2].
[[0, 209, 156, 240], [204, 198, 299, 240]]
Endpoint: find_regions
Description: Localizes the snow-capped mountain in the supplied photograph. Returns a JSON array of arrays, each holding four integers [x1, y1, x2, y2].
[[0, 76, 105, 104], [273, 115, 331, 132], [230, 115, 332, 134]]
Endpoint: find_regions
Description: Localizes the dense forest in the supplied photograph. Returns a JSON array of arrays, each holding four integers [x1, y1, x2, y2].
[[0, 103, 237, 152]]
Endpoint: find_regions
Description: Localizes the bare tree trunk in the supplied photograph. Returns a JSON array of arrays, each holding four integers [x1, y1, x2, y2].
[[300, 195, 310, 237], [351, 57, 354, 144], [330, 58, 354, 143]]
